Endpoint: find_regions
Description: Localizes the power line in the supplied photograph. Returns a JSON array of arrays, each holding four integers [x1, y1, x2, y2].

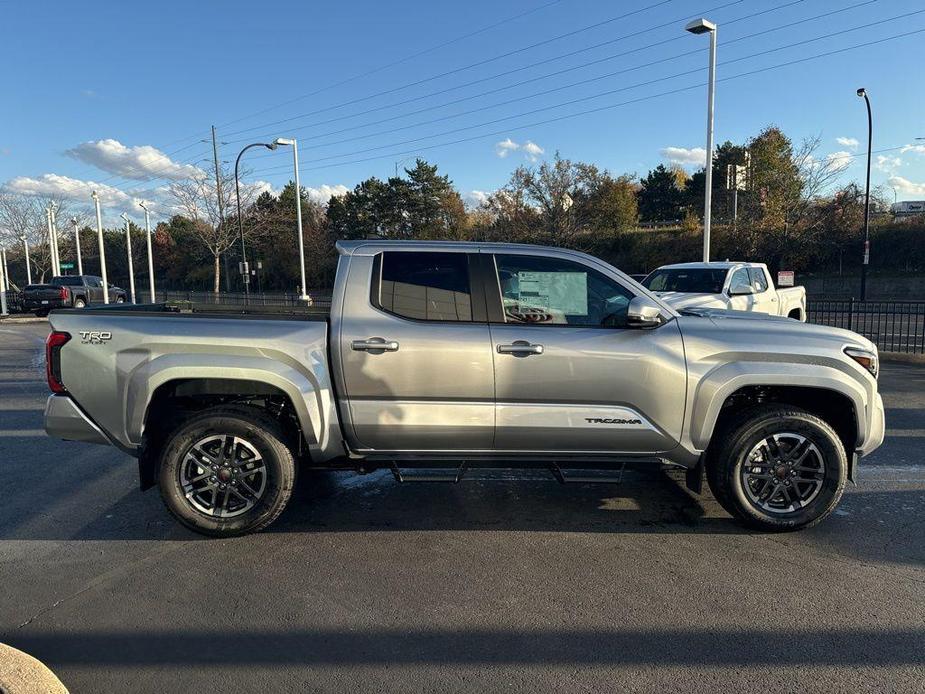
[[225, 0, 793, 146], [232, 0, 882, 156], [247, 15, 925, 173], [221, 0, 694, 138], [247, 27, 925, 175], [216, 0, 568, 129]]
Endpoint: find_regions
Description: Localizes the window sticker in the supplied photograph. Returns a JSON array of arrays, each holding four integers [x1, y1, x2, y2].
[[516, 271, 588, 315]]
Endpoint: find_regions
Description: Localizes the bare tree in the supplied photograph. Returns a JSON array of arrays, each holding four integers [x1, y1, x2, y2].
[[168, 159, 264, 293], [0, 192, 81, 283]]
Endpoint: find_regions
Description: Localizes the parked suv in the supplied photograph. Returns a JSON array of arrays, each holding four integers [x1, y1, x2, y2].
[[22, 275, 126, 316]]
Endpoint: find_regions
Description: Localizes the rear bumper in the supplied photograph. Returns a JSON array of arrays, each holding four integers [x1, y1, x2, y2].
[[22, 298, 67, 312], [44, 394, 112, 446], [858, 392, 885, 457]]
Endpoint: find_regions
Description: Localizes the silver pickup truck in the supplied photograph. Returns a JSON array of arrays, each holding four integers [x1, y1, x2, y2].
[[43, 240, 885, 537]]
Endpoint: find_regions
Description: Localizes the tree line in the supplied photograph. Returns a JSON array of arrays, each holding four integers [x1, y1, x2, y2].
[[1, 124, 919, 293]]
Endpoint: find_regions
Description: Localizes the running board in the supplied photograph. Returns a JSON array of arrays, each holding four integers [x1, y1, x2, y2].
[[551, 463, 626, 484], [390, 463, 467, 483]]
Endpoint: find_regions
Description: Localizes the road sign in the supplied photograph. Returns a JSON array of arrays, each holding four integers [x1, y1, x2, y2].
[[60, 262, 74, 270], [777, 270, 794, 287]]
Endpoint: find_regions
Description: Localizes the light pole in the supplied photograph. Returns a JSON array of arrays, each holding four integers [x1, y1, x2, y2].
[[0, 248, 8, 292], [139, 201, 156, 303], [120, 212, 136, 304], [857, 88, 872, 302], [70, 217, 84, 275], [686, 17, 717, 263], [21, 235, 32, 286], [273, 138, 309, 301], [91, 191, 110, 303], [0, 247, 8, 317], [49, 202, 61, 276], [234, 141, 278, 298], [45, 206, 57, 278]]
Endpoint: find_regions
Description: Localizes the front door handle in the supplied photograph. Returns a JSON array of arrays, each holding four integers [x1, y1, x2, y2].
[[352, 337, 400, 352], [497, 340, 544, 356]]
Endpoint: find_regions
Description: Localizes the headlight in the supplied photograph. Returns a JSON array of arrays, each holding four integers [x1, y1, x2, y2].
[[845, 346, 878, 379]]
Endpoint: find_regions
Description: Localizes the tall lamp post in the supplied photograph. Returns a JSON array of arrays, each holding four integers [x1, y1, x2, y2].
[[0, 247, 8, 317], [138, 201, 156, 303], [234, 141, 279, 298], [70, 217, 84, 275], [91, 192, 110, 303], [857, 87, 872, 302], [685, 17, 717, 263], [120, 212, 136, 304], [272, 138, 308, 301], [21, 236, 32, 286]]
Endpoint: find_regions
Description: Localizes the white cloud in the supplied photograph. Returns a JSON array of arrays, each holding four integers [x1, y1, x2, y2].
[[900, 143, 925, 155], [305, 184, 348, 203], [65, 139, 203, 181], [659, 146, 706, 167], [4, 173, 135, 206], [875, 155, 902, 173], [887, 176, 925, 196], [825, 150, 853, 172], [465, 190, 491, 208], [836, 136, 859, 150], [494, 138, 545, 162]]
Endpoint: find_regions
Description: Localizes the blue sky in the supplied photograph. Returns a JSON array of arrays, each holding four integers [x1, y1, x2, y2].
[[3, 0, 924, 223]]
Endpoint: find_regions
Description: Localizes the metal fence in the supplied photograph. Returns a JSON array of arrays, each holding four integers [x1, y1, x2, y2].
[[808, 299, 925, 354], [147, 290, 333, 311]]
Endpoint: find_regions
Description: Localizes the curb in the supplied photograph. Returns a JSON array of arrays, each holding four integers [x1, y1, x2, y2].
[[880, 351, 925, 365], [0, 317, 47, 324], [0, 643, 68, 693]]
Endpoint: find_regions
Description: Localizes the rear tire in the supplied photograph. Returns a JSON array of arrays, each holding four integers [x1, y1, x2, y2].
[[34, 310, 49, 317], [157, 407, 297, 537], [706, 405, 847, 532]]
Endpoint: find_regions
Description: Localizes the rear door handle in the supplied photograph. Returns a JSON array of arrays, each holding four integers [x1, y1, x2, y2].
[[352, 338, 400, 352], [497, 340, 544, 356]]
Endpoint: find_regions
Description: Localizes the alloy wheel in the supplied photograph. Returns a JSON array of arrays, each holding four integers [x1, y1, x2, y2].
[[740, 432, 826, 514], [179, 434, 267, 518]]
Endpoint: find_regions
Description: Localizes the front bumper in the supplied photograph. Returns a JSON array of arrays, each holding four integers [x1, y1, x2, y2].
[[858, 392, 885, 457], [44, 394, 112, 446]]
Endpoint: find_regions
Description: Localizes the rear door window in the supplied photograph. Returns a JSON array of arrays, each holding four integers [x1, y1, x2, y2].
[[375, 252, 473, 321], [748, 267, 769, 292]]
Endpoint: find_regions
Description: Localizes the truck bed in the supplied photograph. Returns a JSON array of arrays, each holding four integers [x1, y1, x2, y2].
[[54, 301, 330, 320]]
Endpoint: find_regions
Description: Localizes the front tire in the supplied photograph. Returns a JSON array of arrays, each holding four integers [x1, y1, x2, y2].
[[706, 406, 847, 532], [157, 407, 297, 537]]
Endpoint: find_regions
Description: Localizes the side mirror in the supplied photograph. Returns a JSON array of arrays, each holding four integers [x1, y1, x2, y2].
[[627, 296, 664, 329]]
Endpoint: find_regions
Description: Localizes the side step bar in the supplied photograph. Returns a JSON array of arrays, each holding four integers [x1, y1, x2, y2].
[[388, 462, 628, 484]]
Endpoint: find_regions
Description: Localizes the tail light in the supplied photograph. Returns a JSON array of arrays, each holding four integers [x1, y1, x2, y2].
[[58, 286, 70, 301], [46, 331, 71, 393]]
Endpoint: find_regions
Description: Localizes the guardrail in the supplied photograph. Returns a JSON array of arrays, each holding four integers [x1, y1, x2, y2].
[[808, 299, 925, 354]]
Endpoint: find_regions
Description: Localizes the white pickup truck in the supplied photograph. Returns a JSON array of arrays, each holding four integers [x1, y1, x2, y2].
[[642, 262, 807, 321]]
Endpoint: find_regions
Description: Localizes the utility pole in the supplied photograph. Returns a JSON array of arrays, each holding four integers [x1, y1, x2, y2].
[[71, 217, 84, 275], [120, 213, 136, 303], [211, 125, 230, 292], [92, 192, 110, 303], [21, 236, 32, 285]]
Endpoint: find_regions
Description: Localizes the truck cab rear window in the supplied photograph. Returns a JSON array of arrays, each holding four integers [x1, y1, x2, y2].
[[376, 252, 472, 321]]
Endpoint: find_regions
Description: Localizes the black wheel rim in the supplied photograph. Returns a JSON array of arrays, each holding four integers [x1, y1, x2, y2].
[[179, 434, 268, 518], [740, 432, 826, 514]]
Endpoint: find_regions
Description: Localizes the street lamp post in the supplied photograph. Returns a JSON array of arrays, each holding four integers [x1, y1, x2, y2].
[[91, 191, 110, 303], [49, 202, 61, 276], [0, 247, 8, 317], [71, 217, 84, 275], [21, 236, 32, 286], [139, 202, 156, 303], [45, 207, 57, 278], [120, 212, 136, 304], [686, 17, 717, 263], [857, 87, 872, 302], [234, 141, 279, 299], [273, 138, 308, 301]]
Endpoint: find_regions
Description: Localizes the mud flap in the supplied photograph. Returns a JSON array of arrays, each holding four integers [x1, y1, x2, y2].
[[685, 454, 705, 494], [848, 452, 858, 484], [138, 444, 158, 491]]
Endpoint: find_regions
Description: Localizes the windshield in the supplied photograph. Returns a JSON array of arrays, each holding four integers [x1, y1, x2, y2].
[[51, 276, 83, 286], [642, 268, 727, 294]]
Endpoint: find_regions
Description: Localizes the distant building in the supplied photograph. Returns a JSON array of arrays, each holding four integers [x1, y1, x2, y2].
[[891, 201, 925, 217]]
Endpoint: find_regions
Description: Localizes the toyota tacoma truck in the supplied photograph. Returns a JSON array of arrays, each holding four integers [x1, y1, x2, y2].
[[43, 241, 883, 537], [642, 261, 807, 321], [23, 275, 127, 316]]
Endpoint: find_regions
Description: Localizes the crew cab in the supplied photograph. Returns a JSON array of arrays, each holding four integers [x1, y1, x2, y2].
[[642, 262, 807, 321], [22, 275, 127, 316], [43, 241, 883, 537]]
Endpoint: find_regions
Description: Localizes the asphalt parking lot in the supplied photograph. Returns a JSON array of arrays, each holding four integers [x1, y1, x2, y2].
[[1, 320, 923, 693]]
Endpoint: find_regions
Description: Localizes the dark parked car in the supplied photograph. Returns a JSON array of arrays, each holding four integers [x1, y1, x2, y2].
[[21, 275, 126, 316]]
